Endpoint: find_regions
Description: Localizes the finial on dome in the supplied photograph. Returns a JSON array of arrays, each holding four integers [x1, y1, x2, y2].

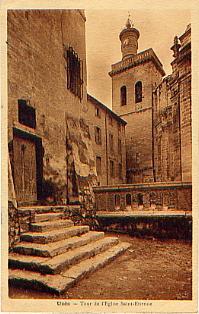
[[125, 11, 134, 28]]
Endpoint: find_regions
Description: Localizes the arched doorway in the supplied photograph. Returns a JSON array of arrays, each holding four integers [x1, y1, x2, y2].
[[126, 193, 132, 207], [137, 193, 143, 206], [115, 194, 120, 210]]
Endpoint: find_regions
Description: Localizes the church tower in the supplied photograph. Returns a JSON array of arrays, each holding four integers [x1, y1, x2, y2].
[[109, 17, 165, 183]]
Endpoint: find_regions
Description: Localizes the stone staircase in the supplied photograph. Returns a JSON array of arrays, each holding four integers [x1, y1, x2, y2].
[[9, 207, 131, 295]]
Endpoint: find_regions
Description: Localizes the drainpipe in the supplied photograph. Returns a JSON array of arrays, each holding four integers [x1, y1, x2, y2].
[[178, 81, 183, 181], [65, 112, 69, 204], [105, 112, 109, 185], [152, 87, 156, 182]]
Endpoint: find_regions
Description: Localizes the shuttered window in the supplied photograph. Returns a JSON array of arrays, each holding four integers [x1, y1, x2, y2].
[[95, 127, 102, 145], [65, 47, 83, 100]]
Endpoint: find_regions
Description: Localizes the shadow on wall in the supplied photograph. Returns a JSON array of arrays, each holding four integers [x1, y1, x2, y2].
[[96, 215, 192, 240]]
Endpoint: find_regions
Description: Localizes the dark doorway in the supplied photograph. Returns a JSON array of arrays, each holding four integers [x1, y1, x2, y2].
[[12, 128, 43, 205], [126, 193, 132, 206]]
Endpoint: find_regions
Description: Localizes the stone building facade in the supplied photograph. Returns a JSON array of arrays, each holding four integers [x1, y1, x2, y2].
[[8, 10, 97, 207], [110, 18, 165, 184], [110, 19, 191, 185], [153, 24, 191, 182], [86, 94, 126, 186]]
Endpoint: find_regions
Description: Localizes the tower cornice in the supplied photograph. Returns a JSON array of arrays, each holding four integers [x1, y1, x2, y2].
[[119, 27, 140, 41], [109, 48, 165, 77]]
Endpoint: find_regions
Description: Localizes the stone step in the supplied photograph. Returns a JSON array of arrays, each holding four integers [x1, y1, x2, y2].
[[18, 206, 66, 215], [31, 212, 64, 223], [18, 205, 81, 215], [9, 242, 131, 295], [20, 225, 90, 244], [13, 231, 105, 257], [9, 237, 119, 274], [30, 219, 73, 232]]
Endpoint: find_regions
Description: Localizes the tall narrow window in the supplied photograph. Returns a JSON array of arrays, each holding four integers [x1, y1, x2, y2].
[[110, 160, 114, 178], [135, 81, 142, 103], [109, 133, 114, 153], [118, 139, 122, 154], [65, 47, 83, 100], [95, 127, 102, 145], [120, 86, 127, 106], [96, 156, 101, 175], [118, 163, 122, 179]]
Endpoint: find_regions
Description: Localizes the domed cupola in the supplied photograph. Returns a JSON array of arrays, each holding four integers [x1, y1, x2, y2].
[[119, 16, 140, 60]]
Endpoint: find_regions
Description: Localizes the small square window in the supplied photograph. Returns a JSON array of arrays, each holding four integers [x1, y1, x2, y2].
[[18, 99, 36, 129], [95, 107, 101, 118]]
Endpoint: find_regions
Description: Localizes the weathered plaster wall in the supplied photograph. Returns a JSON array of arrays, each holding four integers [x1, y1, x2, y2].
[[66, 115, 97, 208]]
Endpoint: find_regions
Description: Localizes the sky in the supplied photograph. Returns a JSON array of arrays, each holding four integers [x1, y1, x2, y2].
[[85, 9, 191, 109]]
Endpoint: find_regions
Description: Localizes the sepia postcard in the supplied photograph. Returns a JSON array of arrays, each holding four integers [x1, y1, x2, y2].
[[1, 0, 198, 313]]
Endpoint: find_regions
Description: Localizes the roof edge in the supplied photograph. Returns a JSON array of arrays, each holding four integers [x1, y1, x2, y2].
[[87, 94, 127, 125]]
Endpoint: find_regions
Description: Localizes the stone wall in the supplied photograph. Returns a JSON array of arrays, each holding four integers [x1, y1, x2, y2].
[[96, 214, 192, 240], [7, 10, 97, 206], [153, 25, 191, 183], [153, 77, 182, 182], [86, 95, 126, 186], [8, 201, 20, 249], [94, 182, 192, 211]]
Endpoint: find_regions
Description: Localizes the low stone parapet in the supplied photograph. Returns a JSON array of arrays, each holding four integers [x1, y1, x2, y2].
[[93, 182, 192, 212]]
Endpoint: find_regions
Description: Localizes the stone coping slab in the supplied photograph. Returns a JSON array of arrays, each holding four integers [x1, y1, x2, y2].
[[96, 210, 192, 218], [93, 181, 192, 193]]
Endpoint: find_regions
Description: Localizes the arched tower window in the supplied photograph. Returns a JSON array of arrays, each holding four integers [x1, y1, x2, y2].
[[135, 81, 142, 103], [120, 86, 127, 106]]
